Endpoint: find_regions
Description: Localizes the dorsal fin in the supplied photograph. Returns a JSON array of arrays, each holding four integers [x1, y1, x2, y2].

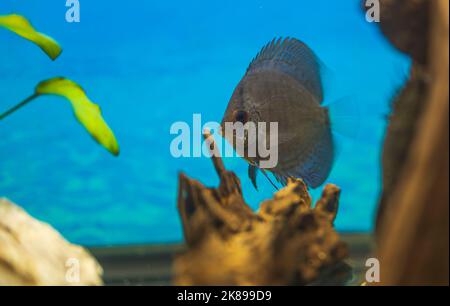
[[246, 37, 324, 102]]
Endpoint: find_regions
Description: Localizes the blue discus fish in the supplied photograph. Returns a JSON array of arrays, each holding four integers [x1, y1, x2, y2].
[[221, 37, 334, 189]]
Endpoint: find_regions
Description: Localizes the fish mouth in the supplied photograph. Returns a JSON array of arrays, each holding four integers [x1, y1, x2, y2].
[[219, 120, 226, 136], [219, 121, 236, 145], [219, 116, 234, 138]]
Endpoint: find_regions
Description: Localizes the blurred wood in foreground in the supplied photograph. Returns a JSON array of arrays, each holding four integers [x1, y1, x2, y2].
[[377, 0, 432, 236], [376, 0, 449, 285], [174, 133, 350, 285]]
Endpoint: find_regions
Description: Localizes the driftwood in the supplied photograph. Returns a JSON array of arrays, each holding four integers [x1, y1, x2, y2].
[[372, 0, 449, 285], [374, 0, 431, 66], [174, 133, 349, 285], [376, 0, 433, 234]]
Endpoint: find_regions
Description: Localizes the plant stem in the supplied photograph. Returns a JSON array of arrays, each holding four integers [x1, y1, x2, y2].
[[0, 94, 39, 120]]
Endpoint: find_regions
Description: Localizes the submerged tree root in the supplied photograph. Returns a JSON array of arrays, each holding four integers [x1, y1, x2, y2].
[[374, 0, 449, 285], [174, 133, 350, 285]]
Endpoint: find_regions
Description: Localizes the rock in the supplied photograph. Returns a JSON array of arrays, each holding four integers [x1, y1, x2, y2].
[[0, 198, 103, 285]]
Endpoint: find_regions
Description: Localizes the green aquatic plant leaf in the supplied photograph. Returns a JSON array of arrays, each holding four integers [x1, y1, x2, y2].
[[0, 77, 120, 156], [0, 14, 62, 60]]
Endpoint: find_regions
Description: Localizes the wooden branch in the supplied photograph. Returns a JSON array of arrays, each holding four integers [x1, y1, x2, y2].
[[375, 0, 432, 234], [175, 133, 350, 285], [373, 0, 431, 65], [376, 0, 449, 285]]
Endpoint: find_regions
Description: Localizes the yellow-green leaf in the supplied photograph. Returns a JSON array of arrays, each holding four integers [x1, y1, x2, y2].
[[36, 77, 120, 156], [0, 14, 62, 60]]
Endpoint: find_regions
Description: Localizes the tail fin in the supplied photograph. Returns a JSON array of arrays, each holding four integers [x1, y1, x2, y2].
[[324, 95, 363, 161], [326, 95, 362, 140]]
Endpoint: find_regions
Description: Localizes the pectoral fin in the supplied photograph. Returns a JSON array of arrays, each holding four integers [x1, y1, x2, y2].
[[249, 164, 279, 191]]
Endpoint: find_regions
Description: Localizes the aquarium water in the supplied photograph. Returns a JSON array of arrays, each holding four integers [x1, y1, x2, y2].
[[0, 0, 410, 245]]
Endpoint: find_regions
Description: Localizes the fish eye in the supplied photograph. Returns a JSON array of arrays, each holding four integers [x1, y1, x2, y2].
[[233, 110, 249, 124]]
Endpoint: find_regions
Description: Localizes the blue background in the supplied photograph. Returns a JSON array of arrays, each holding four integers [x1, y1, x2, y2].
[[0, 1, 410, 245]]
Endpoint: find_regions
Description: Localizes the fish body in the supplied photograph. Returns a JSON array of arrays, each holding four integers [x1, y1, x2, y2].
[[221, 37, 334, 188]]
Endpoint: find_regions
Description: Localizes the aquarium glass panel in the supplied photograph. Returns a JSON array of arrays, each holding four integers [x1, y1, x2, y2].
[[0, 0, 410, 245]]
